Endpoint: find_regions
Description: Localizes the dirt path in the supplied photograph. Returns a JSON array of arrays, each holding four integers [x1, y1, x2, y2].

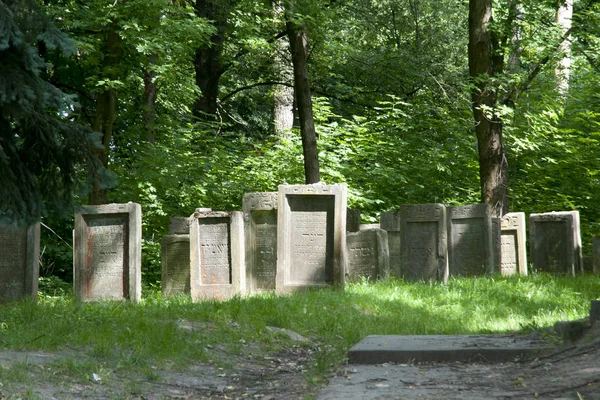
[[0, 326, 598, 399]]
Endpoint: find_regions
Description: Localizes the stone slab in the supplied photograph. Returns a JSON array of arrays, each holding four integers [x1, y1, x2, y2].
[[400, 204, 448, 282], [243, 192, 278, 294], [348, 334, 549, 364], [73, 203, 142, 302], [190, 210, 245, 301], [379, 212, 401, 277], [448, 204, 493, 277], [276, 183, 347, 294], [0, 223, 40, 302], [346, 228, 389, 281], [169, 217, 191, 235], [500, 212, 527, 276], [161, 234, 190, 297], [529, 211, 583, 275], [346, 209, 360, 232]]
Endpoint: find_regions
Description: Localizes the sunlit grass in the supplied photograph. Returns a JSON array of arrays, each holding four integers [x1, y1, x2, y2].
[[0, 273, 598, 378]]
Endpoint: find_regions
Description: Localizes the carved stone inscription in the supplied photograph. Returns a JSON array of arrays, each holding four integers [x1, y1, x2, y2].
[[451, 219, 485, 276], [536, 221, 568, 273], [347, 235, 377, 279], [198, 218, 231, 284], [252, 211, 277, 290], [163, 237, 190, 295], [86, 215, 127, 300], [289, 196, 333, 284], [403, 222, 437, 280], [0, 228, 26, 300], [500, 232, 518, 275]]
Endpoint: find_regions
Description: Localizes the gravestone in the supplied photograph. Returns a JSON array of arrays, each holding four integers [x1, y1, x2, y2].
[[380, 212, 401, 277], [594, 236, 600, 274], [492, 218, 501, 273], [0, 223, 40, 302], [447, 204, 493, 276], [243, 192, 278, 294], [529, 211, 583, 275], [583, 256, 593, 273], [399, 204, 448, 282], [161, 234, 190, 297], [276, 183, 347, 294], [169, 217, 191, 235], [346, 228, 389, 281], [190, 210, 244, 300], [347, 209, 360, 232], [360, 223, 380, 230], [500, 212, 527, 276], [74, 203, 142, 302]]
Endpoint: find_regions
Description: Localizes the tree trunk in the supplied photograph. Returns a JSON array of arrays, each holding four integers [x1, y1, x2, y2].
[[193, 0, 229, 118], [273, 2, 294, 135], [143, 54, 158, 144], [285, 13, 320, 184], [89, 29, 122, 205], [555, 0, 573, 97], [468, 0, 508, 217]]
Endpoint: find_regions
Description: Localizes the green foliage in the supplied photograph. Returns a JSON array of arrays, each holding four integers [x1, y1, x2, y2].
[[0, 0, 102, 223]]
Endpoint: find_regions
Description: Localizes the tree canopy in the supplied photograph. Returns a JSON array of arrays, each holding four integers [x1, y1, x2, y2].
[[3, 0, 599, 283]]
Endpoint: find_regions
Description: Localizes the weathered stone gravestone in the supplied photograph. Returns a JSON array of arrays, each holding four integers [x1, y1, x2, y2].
[[190, 210, 244, 300], [347, 209, 360, 232], [492, 217, 500, 273], [400, 204, 448, 282], [594, 236, 600, 274], [380, 211, 401, 277], [360, 224, 380, 230], [74, 203, 142, 302], [169, 217, 191, 235], [276, 183, 347, 293], [447, 204, 493, 276], [0, 223, 40, 302], [243, 192, 278, 294], [529, 211, 583, 275], [346, 228, 389, 281], [499, 212, 527, 276]]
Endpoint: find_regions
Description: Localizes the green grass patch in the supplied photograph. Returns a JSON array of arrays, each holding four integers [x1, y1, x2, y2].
[[0, 274, 598, 378]]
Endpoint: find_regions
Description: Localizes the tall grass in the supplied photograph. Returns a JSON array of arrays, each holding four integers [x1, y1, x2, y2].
[[0, 274, 598, 375]]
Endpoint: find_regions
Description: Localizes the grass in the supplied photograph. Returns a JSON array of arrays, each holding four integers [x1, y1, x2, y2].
[[0, 273, 598, 389]]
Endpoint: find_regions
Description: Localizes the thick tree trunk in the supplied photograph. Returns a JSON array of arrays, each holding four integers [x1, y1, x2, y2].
[[272, 1, 294, 135], [285, 13, 320, 184], [555, 0, 573, 97], [89, 29, 122, 205], [468, 0, 508, 217], [193, 0, 229, 118]]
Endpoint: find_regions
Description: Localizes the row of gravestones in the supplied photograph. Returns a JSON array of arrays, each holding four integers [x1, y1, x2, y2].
[[0, 184, 597, 303]]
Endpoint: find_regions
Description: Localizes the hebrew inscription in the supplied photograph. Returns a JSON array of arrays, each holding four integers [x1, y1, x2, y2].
[[403, 222, 438, 280], [198, 219, 231, 285], [536, 221, 568, 273], [451, 219, 485, 276], [162, 236, 190, 295], [86, 216, 127, 300]]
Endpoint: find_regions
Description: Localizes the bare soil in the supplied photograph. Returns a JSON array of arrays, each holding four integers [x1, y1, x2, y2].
[[0, 324, 598, 400]]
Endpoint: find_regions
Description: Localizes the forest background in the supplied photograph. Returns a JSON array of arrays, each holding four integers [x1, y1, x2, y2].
[[1, 0, 599, 287]]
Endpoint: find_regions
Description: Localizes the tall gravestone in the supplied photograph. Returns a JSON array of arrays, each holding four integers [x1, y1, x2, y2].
[[161, 216, 192, 297], [500, 212, 527, 276], [529, 211, 583, 275], [380, 212, 401, 277], [0, 223, 40, 302], [347, 209, 360, 232], [243, 192, 278, 294], [594, 236, 600, 274], [346, 228, 389, 281], [190, 210, 244, 300], [74, 203, 142, 302], [400, 204, 448, 282], [276, 183, 347, 294], [448, 204, 493, 276]]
